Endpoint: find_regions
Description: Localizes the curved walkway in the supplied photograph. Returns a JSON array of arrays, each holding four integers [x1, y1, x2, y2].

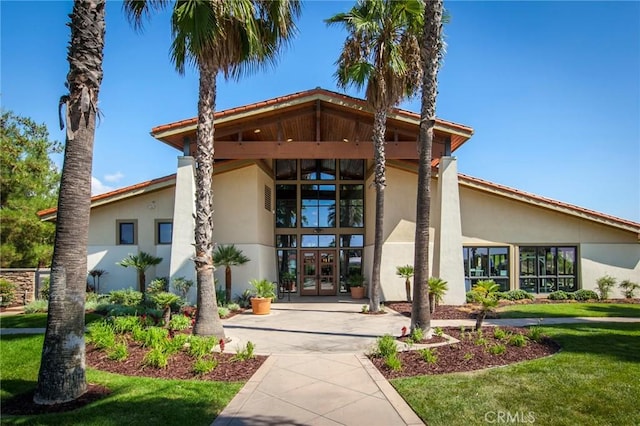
[[3, 303, 639, 426]]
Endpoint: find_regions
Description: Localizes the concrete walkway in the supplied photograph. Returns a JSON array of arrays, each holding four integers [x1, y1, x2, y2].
[[3, 301, 640, 426]]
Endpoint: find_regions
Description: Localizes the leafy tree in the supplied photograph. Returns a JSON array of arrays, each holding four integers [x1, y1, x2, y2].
[[124, 0, 300, 337], [412, 0, 446, 336], [213, 244, 250, 304], [34, 0, 105, 405], [396, 265, 414, 302], [0, 110, 61, 267], [117, 251, 163, 293], [327, 0, 424, 313]]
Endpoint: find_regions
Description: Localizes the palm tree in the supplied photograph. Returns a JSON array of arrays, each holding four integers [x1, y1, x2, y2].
[[124, 0, 300, 337], [412, 0, 445, 336], [213, 244, 250, 304], [117, 251, 163, 293], [327, 0, 424, 313], [34, 0, 105, 405], [396, 265, 414, 302], [471, 280, 500, 331], [427, 276, 448, 313]]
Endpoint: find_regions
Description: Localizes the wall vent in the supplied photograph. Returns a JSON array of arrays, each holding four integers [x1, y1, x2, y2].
[[264, 185, 272, 211]]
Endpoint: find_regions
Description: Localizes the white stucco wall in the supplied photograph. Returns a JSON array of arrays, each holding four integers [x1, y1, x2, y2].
[[580, 244, 640, 297]]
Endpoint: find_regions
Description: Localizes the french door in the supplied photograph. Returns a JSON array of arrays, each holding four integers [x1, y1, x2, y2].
[[301, 250, 337, 296]]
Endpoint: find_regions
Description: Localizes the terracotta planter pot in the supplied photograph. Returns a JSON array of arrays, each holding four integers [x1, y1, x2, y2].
[[251, 297, 272, 315], [350, 286, 365, 299]]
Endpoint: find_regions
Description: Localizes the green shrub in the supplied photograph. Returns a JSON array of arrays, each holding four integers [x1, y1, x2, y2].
[[419, 348, 438, 364], [475, 337, 488, 347], [112, 315, 143, 334], [168, 314, 191, 331], [409, 327, 424, 344], [495, 292, 510, 300], [187, 336, 217, 358], [107, 341, 129, 361], [235, 290, 253, 308], [105, 304, 140, 317], [218, 306, 230, 318], [434, 327, 444, 337], [527, 326, 545, 343], [161, 336, 185, 355], [548, 290, 570, 300], [87, 321, 116, 350], [24, 299, 48, 313], [508, 333, 528, 347], [488, 343, 507, 355], [141, 327, 169, 348], [505, 289, 535, 300], [227, 302, 241, 312], [619, 280, 640, 299], [233, 341, 255, 361], [465, 291, 478, 303], [172, 276, 194, 299], [109, 288, 143, 306], [147, 277, 169, 294], [216, 287, 227, 307], [596, 275, 616, 300], [463, 352, 474, 361], [573, 289, 599, 301], [193, 357, 218, 375], [40, 278, 50, 300], [375, 334, 398, 358], [493, 327, 508, 340], [0, 279, 17, 307], [143, 348, 168, 369], [384, 353, 402, 371]]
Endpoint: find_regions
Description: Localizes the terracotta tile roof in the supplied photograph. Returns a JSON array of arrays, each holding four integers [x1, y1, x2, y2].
[[151, 87, 474, 136], [37, 174, 177, 218], [458, 173, 640, 233]]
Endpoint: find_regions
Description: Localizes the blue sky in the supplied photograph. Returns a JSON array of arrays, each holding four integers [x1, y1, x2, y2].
[[1, 1, 639, 222]]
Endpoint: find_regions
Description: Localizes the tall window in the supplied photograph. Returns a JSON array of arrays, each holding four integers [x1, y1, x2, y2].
[[156, 221, 173, 245], [463, 246, 509, 291], [519, 246, 577, 293]]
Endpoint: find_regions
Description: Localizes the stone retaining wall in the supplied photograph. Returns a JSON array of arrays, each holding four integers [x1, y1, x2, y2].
[[0, 269, 50, 306]]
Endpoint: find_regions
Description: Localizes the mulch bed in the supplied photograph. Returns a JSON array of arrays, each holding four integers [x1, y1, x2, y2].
[[387, 302, 486, 320], [370, 326, 559, 380]]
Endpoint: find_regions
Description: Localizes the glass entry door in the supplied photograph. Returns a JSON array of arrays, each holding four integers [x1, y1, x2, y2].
[[301, 250, 336, 296]]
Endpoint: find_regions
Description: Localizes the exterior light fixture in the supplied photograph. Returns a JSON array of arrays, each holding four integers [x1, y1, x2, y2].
[[286, 138, 293, 142], [254, 129, 261, 134], [343, 138, 349, 143]]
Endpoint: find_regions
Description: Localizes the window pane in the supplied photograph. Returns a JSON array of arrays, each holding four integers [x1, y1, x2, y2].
[[276, 235, 297, 248], [301, 235, 318, 248], [301, 159, 335, 180], [277, 249, 297, 291], [540, 278, 556, 293], [541, 247, 556, 275], [318, 235, 336, 247], [340, 234, 363, 248], [519, 247, 536, 276], [158, 222, 172, 244], [275, 160, 297, 180], [340, 249, 362, 293], [558, 247, 575, 275], [301, 184, 335, 228], [520, 278, 536, 293], [489, 247, 508, 277], [339, 159, 364, 180], [340, 184, 364, 227], [469, 247, 488, 277], [119, 223, 135, 245], [276, 184, 297, 228]]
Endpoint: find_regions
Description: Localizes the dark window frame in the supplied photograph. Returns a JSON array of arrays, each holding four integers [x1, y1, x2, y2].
[[117, 220, 138, 245], [463, 246, 510, 292], [155, 220, 173, 245], [519, 246, 578, 293]]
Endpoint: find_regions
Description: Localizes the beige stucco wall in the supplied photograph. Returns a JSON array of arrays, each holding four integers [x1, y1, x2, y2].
[[212, 164, 276, 297], [87, 187, 175, 292]]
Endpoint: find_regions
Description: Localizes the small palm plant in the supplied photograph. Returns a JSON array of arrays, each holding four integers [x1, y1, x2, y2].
[[117, 251, 163, 293], [471, 280, 500, 331], [88, 269, 107, 294], [213, 244, 250, 304], [151, 291, 182, 328], [427, 277, 448, 314], [619, 279, 640, 299], [396, 265, 414, 302]]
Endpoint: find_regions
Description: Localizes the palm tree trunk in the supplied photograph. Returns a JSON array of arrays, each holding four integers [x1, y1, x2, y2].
[[225, 266, 232, 304], [139, 271, 145, 293], [370, 108, 387, 313], [34, 0, 105, 405], [405, 278, 412, 302], [412, 0, 444, 337], [192, 59, 225, 339]]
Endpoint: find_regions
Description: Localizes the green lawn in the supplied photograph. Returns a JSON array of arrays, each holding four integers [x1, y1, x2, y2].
[[0, 313, 103, 329], [393, 322, 640, 426], [497, 302, 640, 318], [1, 334, 243, 425]]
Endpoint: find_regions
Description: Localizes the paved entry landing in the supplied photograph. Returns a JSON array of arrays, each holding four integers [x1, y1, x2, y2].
[[222, 300, 412, 355], [215, 301, 423, 425]]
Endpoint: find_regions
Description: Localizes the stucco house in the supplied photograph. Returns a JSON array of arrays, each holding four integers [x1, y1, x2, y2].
[[39, 88, 640, 304]]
